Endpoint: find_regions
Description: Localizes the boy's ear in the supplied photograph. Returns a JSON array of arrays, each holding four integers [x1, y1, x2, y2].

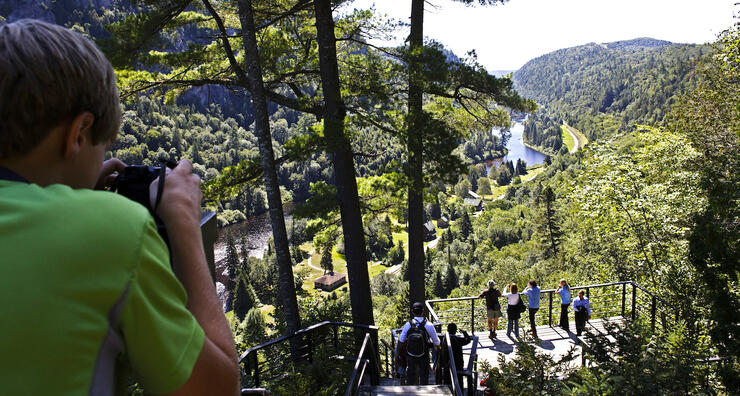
[[62, 112, 95, 159]]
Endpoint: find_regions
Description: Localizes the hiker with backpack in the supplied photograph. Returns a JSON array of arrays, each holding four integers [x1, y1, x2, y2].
[[398, 302, 441, 385]]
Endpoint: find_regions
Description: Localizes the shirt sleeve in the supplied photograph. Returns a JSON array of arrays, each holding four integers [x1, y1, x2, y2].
[[425, 323, 441, 346], [120, 219, 205, 395], [398, 322, 411, 342]]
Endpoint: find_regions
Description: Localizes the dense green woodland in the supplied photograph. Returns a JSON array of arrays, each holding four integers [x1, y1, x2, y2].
[[2, 1, 738, 394], [514, 38, 708, 152]]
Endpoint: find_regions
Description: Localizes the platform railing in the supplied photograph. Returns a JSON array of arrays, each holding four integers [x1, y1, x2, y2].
[[425, 281, 673, 336], [343, 332, 381, 396], [443, 334, 464, 396], [238, 321, 379, 389]]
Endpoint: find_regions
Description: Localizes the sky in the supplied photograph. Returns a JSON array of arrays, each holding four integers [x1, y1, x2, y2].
[[346, 0, 738, 71]]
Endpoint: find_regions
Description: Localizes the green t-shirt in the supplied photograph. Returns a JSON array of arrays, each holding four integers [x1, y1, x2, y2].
[[0, 180, 205, 395]]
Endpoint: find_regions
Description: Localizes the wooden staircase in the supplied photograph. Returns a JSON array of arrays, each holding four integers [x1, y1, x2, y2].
[[363, 385, 453, 395], [359, 376, 454, 396]]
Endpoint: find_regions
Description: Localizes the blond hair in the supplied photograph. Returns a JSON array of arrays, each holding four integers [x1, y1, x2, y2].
[[0, 19, 120, 158]]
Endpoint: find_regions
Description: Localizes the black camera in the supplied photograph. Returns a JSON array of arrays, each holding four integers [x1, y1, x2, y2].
[[113, 165, 161, 213], [112, 161, 176, 243], [111, 161, 218, 278]]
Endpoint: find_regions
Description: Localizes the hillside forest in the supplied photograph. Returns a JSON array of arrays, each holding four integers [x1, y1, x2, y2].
[[1, 1, 738, 394]]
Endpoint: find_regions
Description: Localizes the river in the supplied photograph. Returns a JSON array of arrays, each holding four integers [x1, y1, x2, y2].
[[501, 119, 547, 166], [213, 208, 292, 268], [487, 118, 547, 174]]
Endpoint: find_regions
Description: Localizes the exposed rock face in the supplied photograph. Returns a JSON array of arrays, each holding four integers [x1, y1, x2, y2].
[[2, 0, 114, 23]]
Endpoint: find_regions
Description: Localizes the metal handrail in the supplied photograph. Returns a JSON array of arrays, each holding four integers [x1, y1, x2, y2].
[[426, 281, 673, 335], [240, 320, 379, 389], [238, 320, 378, 362], [344, 332, 381, 396], [444, 334, 463, 396], [379, 338, 391, 377]]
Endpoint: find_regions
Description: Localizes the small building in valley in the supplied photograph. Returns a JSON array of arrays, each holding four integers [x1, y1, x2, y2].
[[464, 198, 483, 212], [467, 190, 481, 200], [314, 272, 347, 292], [437, 216, 450, 229], [423, 221, 437, 241]]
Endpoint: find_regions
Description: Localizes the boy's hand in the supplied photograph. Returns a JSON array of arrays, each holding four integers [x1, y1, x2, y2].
[[151, 160, 202, 229], [94, 158, 126, 190]]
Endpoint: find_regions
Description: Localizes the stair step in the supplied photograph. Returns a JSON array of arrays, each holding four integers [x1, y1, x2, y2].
[[367, 385, 453, 396]]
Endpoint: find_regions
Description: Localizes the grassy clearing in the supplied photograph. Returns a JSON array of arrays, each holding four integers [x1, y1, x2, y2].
[[369, 262, 390, 277], [521, 166, 545, 182], [561, 125, 575, 152], [563, 123, 589, 151]]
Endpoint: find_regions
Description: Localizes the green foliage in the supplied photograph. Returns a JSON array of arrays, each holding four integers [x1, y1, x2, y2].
[[515, 39, 707, 142], [481, 334, 577, 395], [523, 112, 564, 154], [477, 177, 492, 195], [385, 242, 405, 266], [298, 293, 352, 326], [537, 186, 562, 258], [225, 232, 239, 285], [568, 127, 704, 299], [443, 262, 459, 296], [234, 274, 255, 321], [457, 211, 473, 240], [371, 272, 400, 297], [668, 24, 740, 389], [319, 246, 333, 275], [569, 321, 717, 395]]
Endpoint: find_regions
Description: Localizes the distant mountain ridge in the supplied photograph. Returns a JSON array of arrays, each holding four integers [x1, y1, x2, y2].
[[513, 37, 710, 152], [511, 37, 708, 148], [603, 37, 675, 50]]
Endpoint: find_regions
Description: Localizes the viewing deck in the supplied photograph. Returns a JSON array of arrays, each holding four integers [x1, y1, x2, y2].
[[240, 281, 673, 396], [466, 316, 624, 370]]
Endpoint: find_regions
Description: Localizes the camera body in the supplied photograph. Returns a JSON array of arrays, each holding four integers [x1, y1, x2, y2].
[[113, 165, 170, 248], [112, 163, 218, 279], [113, 165, 161, 215]]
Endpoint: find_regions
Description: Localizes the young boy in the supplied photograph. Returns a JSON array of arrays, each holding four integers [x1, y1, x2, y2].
[[0, 19, 238, 395]]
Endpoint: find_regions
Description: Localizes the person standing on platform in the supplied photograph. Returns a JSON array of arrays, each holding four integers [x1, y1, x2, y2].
[[523, 280, 541, 338], [478, 280, 502, 338], [573, 290, 591, 336], [503, 283, 522, 338], [399, 302, 441, 385], [556, 279, 572, 331]]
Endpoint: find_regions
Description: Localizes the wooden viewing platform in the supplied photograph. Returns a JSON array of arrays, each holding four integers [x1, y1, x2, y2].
[[467, 316, 624, 370], [240, 281, 673, 396]]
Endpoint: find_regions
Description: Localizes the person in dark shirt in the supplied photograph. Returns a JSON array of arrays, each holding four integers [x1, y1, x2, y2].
[[442, 323, 472, 391], [478, 280, 502, 338]]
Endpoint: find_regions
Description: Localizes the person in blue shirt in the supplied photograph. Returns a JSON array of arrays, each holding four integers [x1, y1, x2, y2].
[[523, 279, 541, 338], [398, 302, 441, 385], [556, 279, 571, 331], [573, 290, 591, 336]]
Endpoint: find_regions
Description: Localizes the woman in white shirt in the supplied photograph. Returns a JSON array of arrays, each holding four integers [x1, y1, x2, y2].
[[503, 283, 522, 338]]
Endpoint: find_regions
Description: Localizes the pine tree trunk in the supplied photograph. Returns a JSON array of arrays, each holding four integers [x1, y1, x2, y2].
[[313, 0, 374, 327], [407, 0, 426, 307], [237, 0, 301, 342]]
